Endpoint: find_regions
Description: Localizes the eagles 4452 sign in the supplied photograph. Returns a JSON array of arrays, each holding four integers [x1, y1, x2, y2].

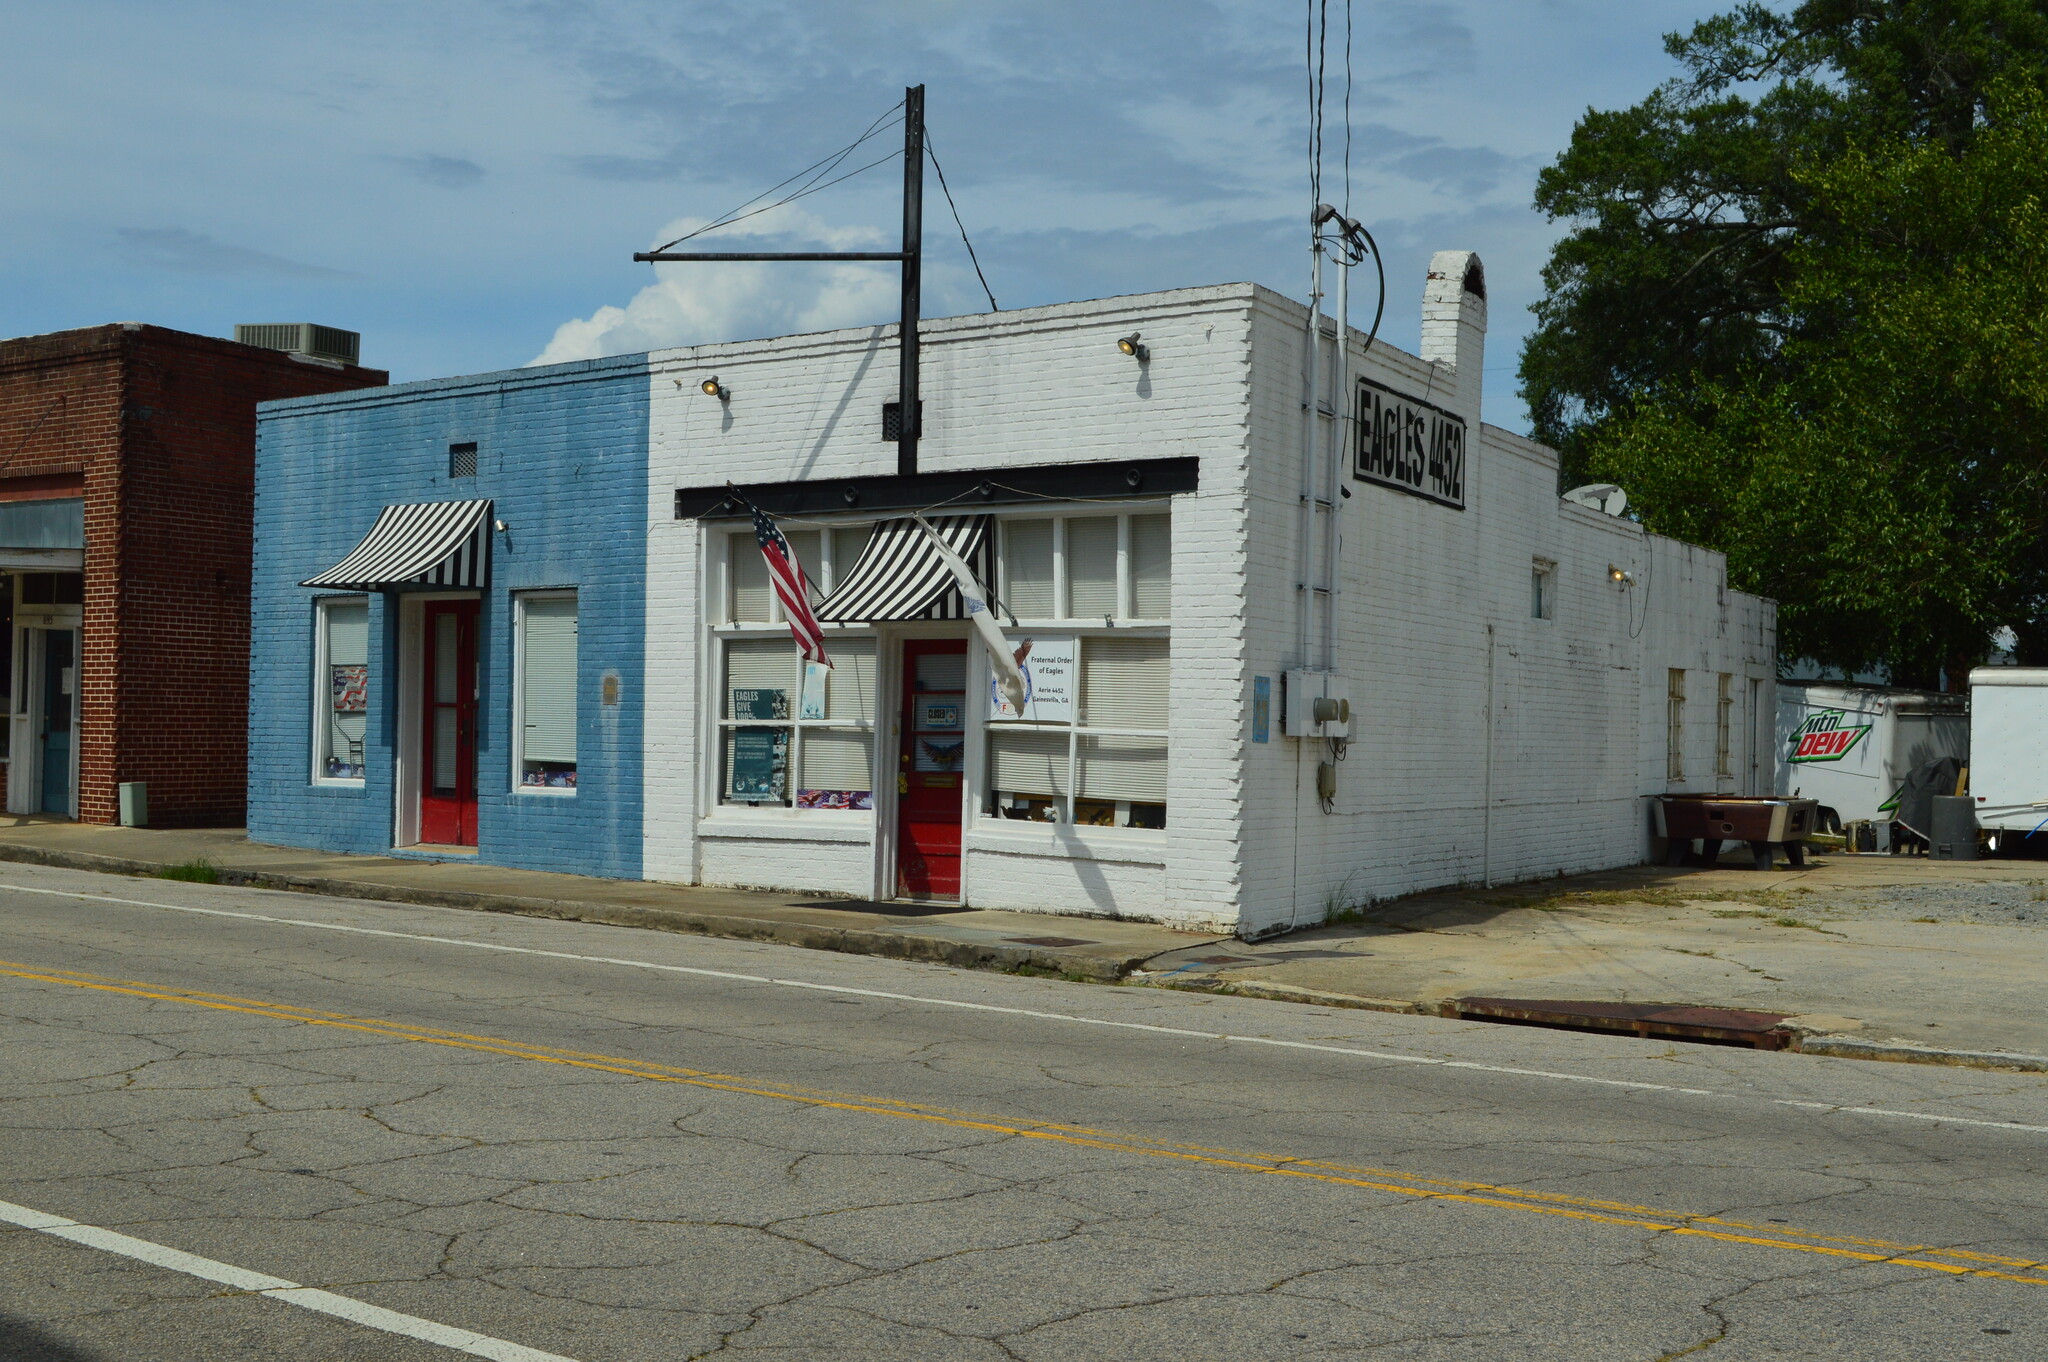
[[1355, 377, 1467, 510]]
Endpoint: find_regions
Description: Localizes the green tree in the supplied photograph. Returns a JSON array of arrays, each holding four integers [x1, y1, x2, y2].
[[1579, 83, 2048, 684], [1522, 1, 2048, 681]]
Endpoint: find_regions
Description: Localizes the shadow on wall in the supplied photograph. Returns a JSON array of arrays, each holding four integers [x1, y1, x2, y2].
[[1050, 827, 1123, 915], [0, 1314, 108, 1361]]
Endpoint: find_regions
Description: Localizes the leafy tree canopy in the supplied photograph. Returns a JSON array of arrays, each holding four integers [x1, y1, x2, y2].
[[1522, 2, 2048, 684]]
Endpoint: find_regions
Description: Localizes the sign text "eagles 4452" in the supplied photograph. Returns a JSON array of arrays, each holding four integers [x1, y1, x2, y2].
[[1354, 378, 1467, 510]]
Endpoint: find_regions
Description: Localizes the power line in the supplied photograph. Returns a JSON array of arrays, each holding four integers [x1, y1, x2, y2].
[[652, 101, 905, 252], [925, 133, 998, 312]]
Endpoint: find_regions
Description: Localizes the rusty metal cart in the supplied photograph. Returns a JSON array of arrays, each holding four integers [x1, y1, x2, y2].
[[1654, 795, 1820, 870]]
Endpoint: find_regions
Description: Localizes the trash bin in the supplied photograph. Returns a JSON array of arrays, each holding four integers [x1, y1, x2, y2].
[[1929, 795, 1978, 861]]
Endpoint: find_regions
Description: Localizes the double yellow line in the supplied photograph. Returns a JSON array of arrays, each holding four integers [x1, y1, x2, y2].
[[4, 955, 2044, 1288]]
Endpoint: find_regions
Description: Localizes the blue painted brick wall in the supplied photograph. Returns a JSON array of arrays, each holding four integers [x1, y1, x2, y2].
[[249, 355, 649, 879]]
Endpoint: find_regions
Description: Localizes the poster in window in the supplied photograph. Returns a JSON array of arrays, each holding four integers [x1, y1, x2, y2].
[[796, 788, 872, 810], [732, 687, 788, 720], [332, 664, 368, 713], [799, 661, 829, 720], [919, 700, 961, 731], [729, 727, 786, 800], [988, 636, 1076, 721]]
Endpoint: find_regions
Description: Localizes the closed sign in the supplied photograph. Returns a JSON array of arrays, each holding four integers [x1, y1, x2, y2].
[[1355, 377, 1467, 510]]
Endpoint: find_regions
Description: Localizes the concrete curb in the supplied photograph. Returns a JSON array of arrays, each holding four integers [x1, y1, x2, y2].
[[0, 841, 1144, 983], [1789, 1034, 2048, 1073], [1135, 973, 1432, 1015], [1139, 971, 2048, 1073]]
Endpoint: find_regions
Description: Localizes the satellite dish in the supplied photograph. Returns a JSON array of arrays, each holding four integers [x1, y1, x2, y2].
[[1563, 483, 1628, 517]]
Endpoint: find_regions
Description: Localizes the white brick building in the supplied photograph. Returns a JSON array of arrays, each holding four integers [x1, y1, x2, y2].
[[644, 252, 1777, 935]]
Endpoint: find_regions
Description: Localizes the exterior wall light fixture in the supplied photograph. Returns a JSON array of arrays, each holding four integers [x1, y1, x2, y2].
[[1608, 564, 1634, 585], [700, 377, 729, 400], [1117, 333, 1149, 362]]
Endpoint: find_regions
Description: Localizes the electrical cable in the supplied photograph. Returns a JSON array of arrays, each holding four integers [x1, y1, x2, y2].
[[925, 134, 999, 312], [652, 101, 905, 252], [1342, 0, 1352, 223]]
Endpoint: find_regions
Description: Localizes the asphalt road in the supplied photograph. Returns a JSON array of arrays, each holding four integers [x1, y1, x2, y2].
[[2, 863, 2046, 1360]]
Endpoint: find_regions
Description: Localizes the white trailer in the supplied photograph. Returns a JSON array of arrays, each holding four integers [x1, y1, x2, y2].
[[1777, 683, 1967, 827], [1967, 668, 2048, 837]]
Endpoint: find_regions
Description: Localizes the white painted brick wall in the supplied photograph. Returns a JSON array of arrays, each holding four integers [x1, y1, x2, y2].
[[643, 287, 1258, 931]]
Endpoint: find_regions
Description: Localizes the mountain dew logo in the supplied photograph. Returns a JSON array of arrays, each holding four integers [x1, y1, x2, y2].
[[1788, 709, 1871, 763]]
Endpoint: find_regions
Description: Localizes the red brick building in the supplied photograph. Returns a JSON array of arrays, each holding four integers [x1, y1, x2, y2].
[[0, 323, 386, 825]]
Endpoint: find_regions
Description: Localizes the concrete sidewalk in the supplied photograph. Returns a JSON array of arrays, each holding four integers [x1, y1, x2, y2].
[[1138, 850, 2048, 1068], [5, 819, 2048, 1070], [0, 819, 1214, 981]]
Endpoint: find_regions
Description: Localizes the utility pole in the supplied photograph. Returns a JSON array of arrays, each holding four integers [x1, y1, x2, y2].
[[636, 85, 927, 477]]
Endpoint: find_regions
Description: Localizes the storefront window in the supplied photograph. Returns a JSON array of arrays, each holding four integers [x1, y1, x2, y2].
[[726, 524, 872, 623], [987, 635, 1168, 828], [314, 597, 368, 782], [996, 512, 1170, 622], [517, 592, 578, 791], [719, 636, 877, 809]]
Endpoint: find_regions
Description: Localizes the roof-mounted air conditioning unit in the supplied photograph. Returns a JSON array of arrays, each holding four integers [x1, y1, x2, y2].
[[233, 323, 360, 366]]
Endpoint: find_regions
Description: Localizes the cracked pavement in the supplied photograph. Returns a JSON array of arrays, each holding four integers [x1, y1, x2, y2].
[[2, 863, 2047, 1358]]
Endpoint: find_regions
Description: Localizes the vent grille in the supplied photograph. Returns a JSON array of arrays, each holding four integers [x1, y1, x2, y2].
[[448, 442, 478, 478], [880, 400, 924, 443], [233, 323, 361, 366]]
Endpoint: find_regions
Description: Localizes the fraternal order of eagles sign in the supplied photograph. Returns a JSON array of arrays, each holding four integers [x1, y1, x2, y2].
[[1354, 377, 1467, 510]]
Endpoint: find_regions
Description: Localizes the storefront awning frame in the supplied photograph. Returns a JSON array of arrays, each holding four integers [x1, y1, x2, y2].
[[674, 457, 1197, 522], [300, 498, 493, 591]]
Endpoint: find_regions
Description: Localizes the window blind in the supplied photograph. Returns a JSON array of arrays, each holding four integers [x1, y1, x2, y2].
[[520, 596, 578, 764], [323, 600, 368, 776], [825, 638, 877, 722], [802, 729, 873, 792], [1080, 636, 1169, 729], [729, 536, 772, 621], [327, 602, 368, 667], [1002, 519, 1055, 618], [831, 526, 873, 592], [726, 638, 799, 717], [1129, 515, 1171, 619], [988, 728, 1070, 797], [1066, 517, 1118, 617], [1078, 735, 1167, 802], [782, 529, 821, 604]]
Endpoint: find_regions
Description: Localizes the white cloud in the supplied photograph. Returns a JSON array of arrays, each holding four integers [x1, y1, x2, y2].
[[528, 208, 899, 365]]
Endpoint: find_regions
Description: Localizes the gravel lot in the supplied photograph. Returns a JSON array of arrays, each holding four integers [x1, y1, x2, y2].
[[1765, 875, 2048, 926]]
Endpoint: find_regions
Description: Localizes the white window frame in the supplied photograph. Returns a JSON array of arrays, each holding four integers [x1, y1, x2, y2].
[[994, 508, 1171, 625], [1531, 557, 1556, 621], [1715, 672, 1735, 779], [721, 520, 871, 625], [1667, 668, 1687, 782], [311, 595, 370, 787], [712, 626, 880, 813], [982, 628, 1170, 832], [512, 589, 579, 797]]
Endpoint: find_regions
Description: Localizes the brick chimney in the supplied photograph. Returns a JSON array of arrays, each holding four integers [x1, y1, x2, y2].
[[1419, 250, 1487, 418]]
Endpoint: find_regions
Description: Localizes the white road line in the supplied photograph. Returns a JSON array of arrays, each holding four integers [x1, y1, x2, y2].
[[2, 879, 2045, 1135], [0, 1196, 578, 1362]]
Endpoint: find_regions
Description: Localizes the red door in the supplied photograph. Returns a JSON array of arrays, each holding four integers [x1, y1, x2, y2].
[[420, 600, 480, 847], [896, 639, 968, 899]]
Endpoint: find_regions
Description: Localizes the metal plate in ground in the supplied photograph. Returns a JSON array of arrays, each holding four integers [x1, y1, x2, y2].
[[1454, 997, 1793, 1049]]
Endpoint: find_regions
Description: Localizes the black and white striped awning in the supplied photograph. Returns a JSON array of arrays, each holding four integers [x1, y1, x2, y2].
[[300, 499, 492, 590], [815, 514, 994, 622]]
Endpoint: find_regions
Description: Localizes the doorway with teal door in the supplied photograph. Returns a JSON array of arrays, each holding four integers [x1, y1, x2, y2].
[[36, 628, 75, 816]]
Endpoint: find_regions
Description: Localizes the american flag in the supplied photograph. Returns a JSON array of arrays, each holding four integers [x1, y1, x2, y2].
[[753, 506, 831, 667]]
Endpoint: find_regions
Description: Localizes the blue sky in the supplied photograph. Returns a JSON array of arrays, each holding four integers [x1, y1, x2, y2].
[[1, 1, 1710, 431]]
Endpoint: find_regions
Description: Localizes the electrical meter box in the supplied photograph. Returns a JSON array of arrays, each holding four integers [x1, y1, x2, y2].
[[1283, 670, 1352, 739]]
